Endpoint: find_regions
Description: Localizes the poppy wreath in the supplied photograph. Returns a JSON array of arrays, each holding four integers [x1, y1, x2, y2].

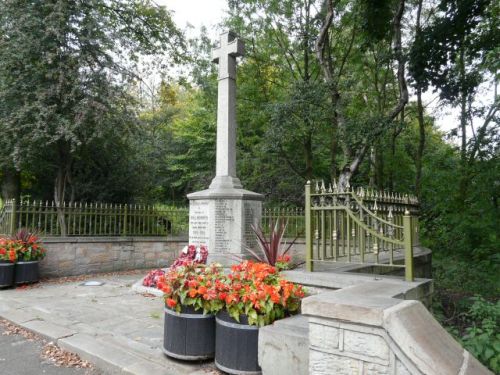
[[0, 238, 18, 262], [170, 244, 208, 269], [12, 229, 46, 262], [157, 262, 225, 314], [217, 260, 305, 326]]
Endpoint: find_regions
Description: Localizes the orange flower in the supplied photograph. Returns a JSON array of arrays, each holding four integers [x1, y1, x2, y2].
[[225, 293, 239, 305], [188, 279, 199, 288], [166, 298, 177, 308], [188, 288, 197, 298], [197, 285, 207, 295]]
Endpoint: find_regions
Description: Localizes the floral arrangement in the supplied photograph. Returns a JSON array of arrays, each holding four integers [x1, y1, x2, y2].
[[157, 262, 224, 314], [142, 269, 166, 288], [142, 244, 208, 288], [12, 229, 46, 261], [170, 244, 208, 268], [0, 238, 18, 262], [217, 260, 305, 326]]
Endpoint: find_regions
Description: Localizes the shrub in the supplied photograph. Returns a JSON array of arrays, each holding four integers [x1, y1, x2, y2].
[[461, 297, 500, 373]]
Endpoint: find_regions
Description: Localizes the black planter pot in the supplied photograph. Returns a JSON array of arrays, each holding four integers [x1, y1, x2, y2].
[[215, 310, 261, 375], [15, 261, 40, 284], [0, 261, 15, 288], [163, 305, 215, 360]]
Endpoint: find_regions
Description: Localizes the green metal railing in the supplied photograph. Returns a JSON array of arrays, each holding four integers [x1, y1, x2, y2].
[[0, 200, 308, 239], [305, 181, 419, 281], [262, 207, 305, 238], [0, 200, 189, 237]]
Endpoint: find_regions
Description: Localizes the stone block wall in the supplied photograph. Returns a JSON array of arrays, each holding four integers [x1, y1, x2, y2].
[[309, 317, 411, 375], [303, 283, 492, 375], [39, 237, 187, 278]]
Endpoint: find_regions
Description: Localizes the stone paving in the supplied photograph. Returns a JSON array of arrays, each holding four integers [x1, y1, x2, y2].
[[0, 274, 221, 375]]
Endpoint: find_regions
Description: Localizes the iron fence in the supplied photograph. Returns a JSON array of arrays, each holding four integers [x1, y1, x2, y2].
[[305, 181, 419, 281], [0, 200, 188, 237], [261, 207, 305, 238]]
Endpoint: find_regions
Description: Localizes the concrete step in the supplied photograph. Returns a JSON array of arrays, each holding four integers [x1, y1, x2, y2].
[[258, 315, 309, 375]]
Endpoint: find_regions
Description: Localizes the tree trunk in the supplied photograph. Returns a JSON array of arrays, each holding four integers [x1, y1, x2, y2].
[[54, 166, 67, 236], [330, 95, 339, 182], [415, 87, 426, 198], [304, 133, 313, 181], [414, 0, 425, 199], [1, 167, 20, 202], [369, 147, 376, 187], [457, 41, 468, 203], [54, 143, 72, 236]]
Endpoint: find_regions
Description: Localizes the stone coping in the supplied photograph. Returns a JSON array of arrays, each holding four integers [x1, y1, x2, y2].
[[283, 268, 432, 291], [41, 236, 188, 243]]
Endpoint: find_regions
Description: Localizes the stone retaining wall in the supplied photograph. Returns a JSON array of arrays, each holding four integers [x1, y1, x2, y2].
[[302, 282, 492, 375], [39, 237, 188, 278]]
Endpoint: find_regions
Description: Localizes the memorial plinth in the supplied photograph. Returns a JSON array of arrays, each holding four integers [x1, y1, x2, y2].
[[187, 31, 263, 265], [188, 189, 262, 265]]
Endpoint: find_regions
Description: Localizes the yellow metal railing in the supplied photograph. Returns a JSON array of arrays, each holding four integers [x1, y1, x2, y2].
[[305, 180, 419, 281]]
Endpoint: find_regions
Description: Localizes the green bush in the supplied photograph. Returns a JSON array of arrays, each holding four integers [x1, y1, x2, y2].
[[431, 256, 499, 373], [460, 297, 500, 373]]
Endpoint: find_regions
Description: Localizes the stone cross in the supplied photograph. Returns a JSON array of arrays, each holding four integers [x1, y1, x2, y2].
[[210, 31, 245, 189]]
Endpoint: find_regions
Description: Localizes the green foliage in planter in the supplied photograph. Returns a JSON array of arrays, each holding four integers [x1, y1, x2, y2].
[[12, 229, 46, 261]]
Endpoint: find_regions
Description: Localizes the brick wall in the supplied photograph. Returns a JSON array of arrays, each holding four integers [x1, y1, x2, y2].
[[39, 237, 188, 278]]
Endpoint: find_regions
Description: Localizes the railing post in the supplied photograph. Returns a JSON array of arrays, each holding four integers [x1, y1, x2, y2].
[[123, 204, 128, 236], [403, 209, 414, 281], [305, 181, 313, 272], [9, 199, 17, 236]]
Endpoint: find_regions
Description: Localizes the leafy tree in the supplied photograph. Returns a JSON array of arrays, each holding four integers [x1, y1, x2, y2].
[[0, 0, 185, 232], [409, 0, 499, 201]]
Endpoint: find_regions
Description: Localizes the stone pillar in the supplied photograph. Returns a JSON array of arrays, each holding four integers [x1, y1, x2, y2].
[[187, 31, 263, 265]]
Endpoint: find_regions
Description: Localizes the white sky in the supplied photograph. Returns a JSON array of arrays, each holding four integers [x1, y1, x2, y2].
[[157, 0, 228, 39], [156, 0, 491, 135]]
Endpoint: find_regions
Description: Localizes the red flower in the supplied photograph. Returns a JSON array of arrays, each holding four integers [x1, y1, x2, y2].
[[218, 292, 227, 301], [166, 298, 177, 308], [277, 255, 291, 263]]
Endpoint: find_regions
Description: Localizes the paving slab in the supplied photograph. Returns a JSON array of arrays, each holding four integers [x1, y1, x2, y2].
[[0, 274, 221, 375], [23, 319, 77, 340]]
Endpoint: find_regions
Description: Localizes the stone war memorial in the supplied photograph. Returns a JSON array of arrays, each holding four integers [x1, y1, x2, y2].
[[0, 2, 497, 373], [187, 31, 263, 266]]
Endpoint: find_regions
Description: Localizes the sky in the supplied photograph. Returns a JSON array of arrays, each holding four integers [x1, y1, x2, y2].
[[158, 0, 228, 39], [156, 0, 478, 135]]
